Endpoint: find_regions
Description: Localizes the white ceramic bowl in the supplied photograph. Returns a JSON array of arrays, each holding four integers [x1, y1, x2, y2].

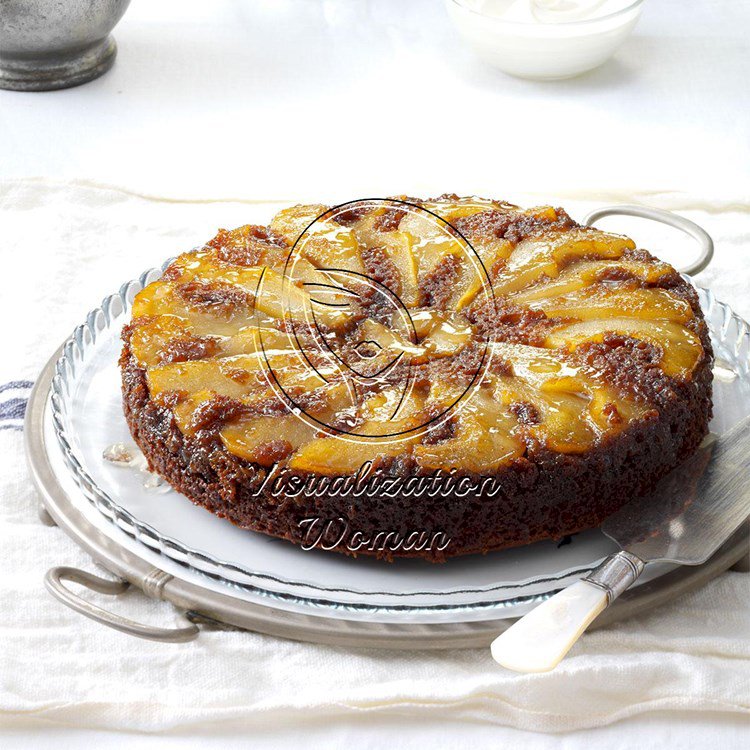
[[446, 0, 644, 81]]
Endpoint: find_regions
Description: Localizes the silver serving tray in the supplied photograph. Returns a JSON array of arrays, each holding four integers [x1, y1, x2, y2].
[[24, 207, 749, 646]]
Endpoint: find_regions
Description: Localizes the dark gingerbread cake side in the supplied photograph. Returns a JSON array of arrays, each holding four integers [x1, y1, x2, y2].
[[120, 340, 711, 562]]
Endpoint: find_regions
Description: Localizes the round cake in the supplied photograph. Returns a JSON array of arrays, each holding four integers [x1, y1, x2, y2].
[[120, 195, 713, 562]]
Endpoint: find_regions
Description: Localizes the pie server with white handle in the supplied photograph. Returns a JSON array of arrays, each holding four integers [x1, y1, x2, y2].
[[491, 416, 750, 673]]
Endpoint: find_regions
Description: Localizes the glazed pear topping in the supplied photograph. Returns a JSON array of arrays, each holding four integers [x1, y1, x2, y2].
[[128, 197, 705, 472]]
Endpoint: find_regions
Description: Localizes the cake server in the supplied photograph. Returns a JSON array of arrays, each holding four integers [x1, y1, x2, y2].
[[491, 416, 750, 673]]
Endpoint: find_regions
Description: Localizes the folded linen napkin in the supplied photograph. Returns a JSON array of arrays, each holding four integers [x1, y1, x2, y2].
[[1, 179, 748, 733]]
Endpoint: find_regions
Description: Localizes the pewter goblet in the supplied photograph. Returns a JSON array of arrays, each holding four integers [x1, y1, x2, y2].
[[0, 0, 131, 91]]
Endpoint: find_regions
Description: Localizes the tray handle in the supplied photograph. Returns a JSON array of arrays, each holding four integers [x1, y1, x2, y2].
[[584, 205, 714, 276], [45, 566, 200, 643]]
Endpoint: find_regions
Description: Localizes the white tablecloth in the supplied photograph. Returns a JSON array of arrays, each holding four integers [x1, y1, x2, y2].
[[1, 1, 749, 747]]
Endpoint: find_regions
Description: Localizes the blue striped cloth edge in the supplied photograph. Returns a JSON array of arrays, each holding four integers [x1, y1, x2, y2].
[[0, 380, 33, 432]]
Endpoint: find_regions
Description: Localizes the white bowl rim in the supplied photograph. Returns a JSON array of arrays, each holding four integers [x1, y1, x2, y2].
[[447, 0, 645, 27]]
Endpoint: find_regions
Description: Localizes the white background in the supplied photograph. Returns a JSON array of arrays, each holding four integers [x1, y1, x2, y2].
[[1, 0, 749, 747], [2, 0, 749, 204]]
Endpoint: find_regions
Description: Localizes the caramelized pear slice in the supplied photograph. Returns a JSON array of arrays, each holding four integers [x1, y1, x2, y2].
[[398, 211, 460, 276], [546, 318, 703, 378], [261, 348, 346, 396], [490, 341, 573, 383], [415, 390, 523, 472], [146, 355, 270, 402], [159, 250, 214, 283], [132, 281, 245, 337], [270, 204, 330, 246], [353, 215, 420, 306], [351, 318, 423, 367], [492, 374, 596, 452], [222, 380, 356, 464], [508, 258, 674, 304], [347, 311, 472, 371], [528, 286, 693, 324], [147, 350, 336, 402], [220, 415, 315, 467], [286, 435, 406, 475], [454, 253, 508, 310], [410, 309, 473, 360], [217, 326, 296, 357], [129, 315, 194, 367], [538, 377, 640, 451], [165, 248, 325, 289], [492, 229, 635, 297], [356, 388, 426, 435], [399, 208, 507, 311], [452, 234, 514, 310], [296, 222, 365, 275], [288, 389, 425, 474], [421, 197, 517, 221], [489, 342, 644, 452], [254, 267, 351, 331], [170, 252, 266, 289], [381, 234, 420, 307]]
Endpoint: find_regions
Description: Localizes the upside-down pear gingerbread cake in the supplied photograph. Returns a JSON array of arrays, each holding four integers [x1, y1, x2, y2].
[[120, 195, 713, 561]]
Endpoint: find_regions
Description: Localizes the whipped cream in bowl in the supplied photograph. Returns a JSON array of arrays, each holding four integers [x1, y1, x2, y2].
[[446, 0, 644, 80]]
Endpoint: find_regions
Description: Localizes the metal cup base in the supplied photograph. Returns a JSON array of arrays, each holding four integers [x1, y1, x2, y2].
[[0, 35, 117, 91]]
